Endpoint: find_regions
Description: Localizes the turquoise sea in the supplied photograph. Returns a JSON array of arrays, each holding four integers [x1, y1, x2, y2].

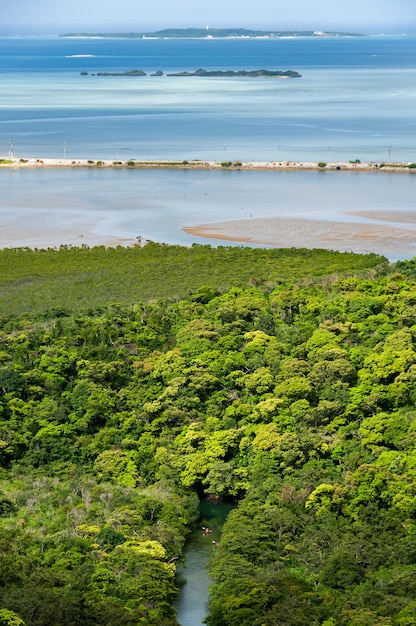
[[1, 35, 416, 162], [0, 35, 415, 259]]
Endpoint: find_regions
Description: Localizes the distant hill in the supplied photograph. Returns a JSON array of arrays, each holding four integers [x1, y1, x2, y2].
[[59, 28, 365, 39]]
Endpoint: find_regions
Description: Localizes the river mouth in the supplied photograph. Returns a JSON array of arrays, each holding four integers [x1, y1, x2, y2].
[[174, 500, 234, 626]]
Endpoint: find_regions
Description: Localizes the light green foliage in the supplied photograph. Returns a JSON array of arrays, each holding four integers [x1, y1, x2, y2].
[[93, 449, 139, 486], [2, 246, 416, 625], [0, 609, 25, 626], [0, 476, 192, 625]]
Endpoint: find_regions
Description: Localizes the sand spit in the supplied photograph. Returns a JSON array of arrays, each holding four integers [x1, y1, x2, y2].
[[1, 157, 415, 173], [184, 216, 416, 258]]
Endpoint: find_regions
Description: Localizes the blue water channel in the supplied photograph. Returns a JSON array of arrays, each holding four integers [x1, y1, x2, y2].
[[174, 500, 234, 626]]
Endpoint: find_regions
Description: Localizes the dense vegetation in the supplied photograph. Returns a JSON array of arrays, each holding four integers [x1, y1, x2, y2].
[[0, 244, 382, 317], [2, 245, 416, 625]]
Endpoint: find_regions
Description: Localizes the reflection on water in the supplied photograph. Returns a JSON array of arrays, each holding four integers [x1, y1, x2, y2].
[[175, 500, 234, 626], [1, 168, 415, 260]]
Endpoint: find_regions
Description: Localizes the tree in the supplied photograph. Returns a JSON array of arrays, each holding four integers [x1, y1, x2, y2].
[[0, 609, 25, 626]]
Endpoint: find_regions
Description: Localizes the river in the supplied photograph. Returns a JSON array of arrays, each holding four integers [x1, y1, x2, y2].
[[174, 500, 234, 626]]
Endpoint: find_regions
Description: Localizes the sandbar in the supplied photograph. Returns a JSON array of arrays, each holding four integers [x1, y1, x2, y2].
[[184, 216, 416, 258], [347, 210, 416, 224], [1, 157, 415, 173]]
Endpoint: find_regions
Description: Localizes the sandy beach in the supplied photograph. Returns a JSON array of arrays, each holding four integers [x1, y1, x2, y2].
[[1, 157, 415, 173]]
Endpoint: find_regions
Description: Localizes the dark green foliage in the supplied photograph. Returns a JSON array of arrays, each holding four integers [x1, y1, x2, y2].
[[1, 246, 416, 625], [0, 495, 15, 516]]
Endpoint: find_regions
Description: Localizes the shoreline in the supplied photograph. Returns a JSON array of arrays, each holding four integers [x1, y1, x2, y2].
[[1, 158, 415, 259], [1, 157, 415, 173]]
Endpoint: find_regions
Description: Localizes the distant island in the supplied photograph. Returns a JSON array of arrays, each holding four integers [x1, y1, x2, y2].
[[167, 68, 301, 77], [83, 68, 301, 78], [91, 70, 147, 76], [60, 27, 365, 39]]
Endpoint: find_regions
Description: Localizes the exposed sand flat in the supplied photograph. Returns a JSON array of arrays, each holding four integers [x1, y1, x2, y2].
[[1, 157, 414, 257], [183, 216, 416, 257], [0, 212, 135, 250], [0, 157, 415, 173], [0, 228, 134, 250], [347, 210, 416, 224]]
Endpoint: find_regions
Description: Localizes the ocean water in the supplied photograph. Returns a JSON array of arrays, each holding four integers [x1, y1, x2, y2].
[[1, 35, 415, 259], [1, 35, 416, 162]]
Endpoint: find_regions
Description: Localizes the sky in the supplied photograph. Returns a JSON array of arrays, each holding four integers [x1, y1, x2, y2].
[[1, 0, 415, 35]]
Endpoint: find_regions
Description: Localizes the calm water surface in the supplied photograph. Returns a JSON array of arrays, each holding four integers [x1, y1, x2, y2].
[[1, 36, 415, 258], [175, 500, 234, 626], [1, 36, 415, 162], [0, 167, 415, 259]]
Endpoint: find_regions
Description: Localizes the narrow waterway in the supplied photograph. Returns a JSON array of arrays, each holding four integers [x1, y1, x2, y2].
[[174, 500, 234, 626]]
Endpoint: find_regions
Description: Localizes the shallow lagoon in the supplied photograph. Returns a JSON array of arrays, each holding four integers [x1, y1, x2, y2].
[[1, 167, 415, 260]]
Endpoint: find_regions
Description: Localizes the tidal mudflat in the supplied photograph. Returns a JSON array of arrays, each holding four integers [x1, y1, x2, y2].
[[0, 165, 415, 260]]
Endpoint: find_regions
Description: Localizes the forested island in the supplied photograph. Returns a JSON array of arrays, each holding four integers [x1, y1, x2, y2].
[[167, 68, 301, 77], [60, 28, 365, 38], [84, 68, 301, 78], [1, 243, 416, 625]]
